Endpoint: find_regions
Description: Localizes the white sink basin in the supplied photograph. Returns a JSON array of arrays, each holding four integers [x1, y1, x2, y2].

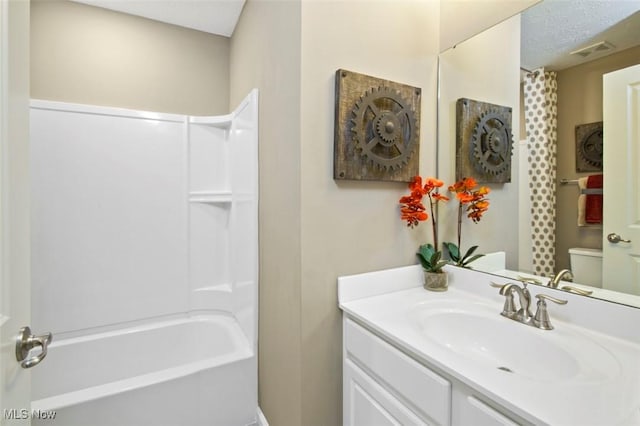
[[410, 299, 620, 382]]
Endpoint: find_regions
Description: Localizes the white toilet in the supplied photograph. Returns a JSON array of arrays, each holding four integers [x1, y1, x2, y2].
[[568, 247, 603, 288]]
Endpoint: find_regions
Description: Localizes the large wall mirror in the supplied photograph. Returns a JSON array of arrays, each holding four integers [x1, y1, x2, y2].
[[438, 0, 640, 308]]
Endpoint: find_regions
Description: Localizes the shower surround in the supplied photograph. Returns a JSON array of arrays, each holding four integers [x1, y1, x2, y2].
[[29, 90, 259, 426]]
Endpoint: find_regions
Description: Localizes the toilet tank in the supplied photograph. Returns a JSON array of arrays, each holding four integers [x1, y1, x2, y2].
[[569, 248, 603, 288]]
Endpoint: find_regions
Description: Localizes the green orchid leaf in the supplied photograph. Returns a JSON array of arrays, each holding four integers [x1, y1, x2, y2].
[[416, 243, 445, 273], [462, 253, 484, 266], [418, 244, 436, 263], [462, 245, 479, 261], [416, 247, 432, 269], [433, 260, 448, 272], [443, 242, 460, 261]]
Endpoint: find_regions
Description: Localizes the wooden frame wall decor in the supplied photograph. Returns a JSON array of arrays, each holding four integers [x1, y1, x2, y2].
[[456, 98, 513, 183], [575, 121, 603, 172], [334, 69, 421, 182]]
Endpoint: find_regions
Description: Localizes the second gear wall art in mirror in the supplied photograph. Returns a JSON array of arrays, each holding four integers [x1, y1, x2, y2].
[[575, 121, 603, 172], [456, 98, 513, 183], [334, 69, 421, 182]]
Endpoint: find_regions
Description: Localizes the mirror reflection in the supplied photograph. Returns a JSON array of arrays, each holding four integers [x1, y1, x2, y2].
[[438, 0, 640, 308]]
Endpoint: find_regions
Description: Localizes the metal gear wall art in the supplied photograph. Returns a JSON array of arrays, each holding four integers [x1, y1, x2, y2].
[[456, 98, 513, 183], [471, 109, 513, 176], [334, 69, 421, 182], [351, 87, 418, 171], [575, 121, 603, 172]]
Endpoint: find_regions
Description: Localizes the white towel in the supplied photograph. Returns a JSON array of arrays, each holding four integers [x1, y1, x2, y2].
[[577, 177, 588, 226]]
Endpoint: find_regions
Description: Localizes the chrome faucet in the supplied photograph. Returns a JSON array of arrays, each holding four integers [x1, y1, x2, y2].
[[491, 282, 568, 330], [548, 269, 573, 288]]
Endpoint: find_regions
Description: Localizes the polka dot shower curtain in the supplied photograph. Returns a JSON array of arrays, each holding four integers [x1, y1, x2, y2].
[[523, 69, 558, 277]]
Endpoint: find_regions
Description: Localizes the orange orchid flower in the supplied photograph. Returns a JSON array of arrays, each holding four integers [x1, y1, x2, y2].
[[400, 175, 490, 268], [448, 177, 491, 246], [476, 186, 490, 196], [424, 177, 444, 191], [432, 193, 450, 202], [456, 193, 475, 203], [399, 176, 449, 250]]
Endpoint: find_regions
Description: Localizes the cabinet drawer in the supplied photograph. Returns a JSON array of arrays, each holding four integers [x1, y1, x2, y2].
[[345, 319, 451, 425]]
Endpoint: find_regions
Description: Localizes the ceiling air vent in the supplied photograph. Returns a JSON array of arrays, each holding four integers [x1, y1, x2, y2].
[[570, 41, 616, 58]]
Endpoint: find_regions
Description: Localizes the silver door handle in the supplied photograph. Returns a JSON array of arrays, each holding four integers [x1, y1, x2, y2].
[[15, 326, 52, 369], [607, 233, 631, 244]]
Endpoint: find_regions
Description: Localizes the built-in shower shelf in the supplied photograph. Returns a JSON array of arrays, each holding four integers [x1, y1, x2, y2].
[[189, 114, 233, 130], [189, 191, 232, 204], [194, 283, 233, 293]]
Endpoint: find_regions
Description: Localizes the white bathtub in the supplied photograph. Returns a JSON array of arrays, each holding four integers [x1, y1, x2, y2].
[[31, 315, 257, 426]]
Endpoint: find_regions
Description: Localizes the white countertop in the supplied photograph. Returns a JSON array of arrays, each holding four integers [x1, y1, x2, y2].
[[339, 265, 640, 426]]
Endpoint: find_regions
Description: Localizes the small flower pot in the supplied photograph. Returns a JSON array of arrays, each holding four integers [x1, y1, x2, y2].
[[423, 270, 448, 292]]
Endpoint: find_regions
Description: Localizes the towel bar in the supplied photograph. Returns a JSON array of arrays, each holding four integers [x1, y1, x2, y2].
[[560, 178, 603, 194]]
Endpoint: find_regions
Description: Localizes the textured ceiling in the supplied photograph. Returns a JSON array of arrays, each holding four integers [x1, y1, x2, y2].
[[72, 0, 246, 37], [521, 0, 640, 71]]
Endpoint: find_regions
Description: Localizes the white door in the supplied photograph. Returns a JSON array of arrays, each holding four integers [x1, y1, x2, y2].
[[0, 1, 48, 423], [603, 63, 640, 295]]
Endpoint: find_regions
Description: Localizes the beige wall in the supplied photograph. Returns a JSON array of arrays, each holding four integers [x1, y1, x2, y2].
[[438, 15, 522, 269], [31, 0, 230, 115], [555, 45, 640, 270], [229, 2, 303, 425], [440, 0, 538, 52], [300, 2, 439, 424], [231, 0, 439, 424]]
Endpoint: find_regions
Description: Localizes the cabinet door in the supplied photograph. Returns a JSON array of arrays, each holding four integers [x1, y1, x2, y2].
[[458, 395, 519, 426], [344, 360, 429, 426]]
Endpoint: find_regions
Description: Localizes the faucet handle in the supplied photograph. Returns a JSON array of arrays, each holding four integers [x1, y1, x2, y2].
[[489, 281, 507, 289], [533, 293, 568, 330], [517, 275, 543, 285], [561, 285, 593, 296], [535, 293, 568, 305]]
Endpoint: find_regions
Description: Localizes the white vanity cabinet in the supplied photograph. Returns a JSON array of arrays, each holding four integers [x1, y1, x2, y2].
[[339, 265, 640, 426], [343, 318, 527, 426]]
